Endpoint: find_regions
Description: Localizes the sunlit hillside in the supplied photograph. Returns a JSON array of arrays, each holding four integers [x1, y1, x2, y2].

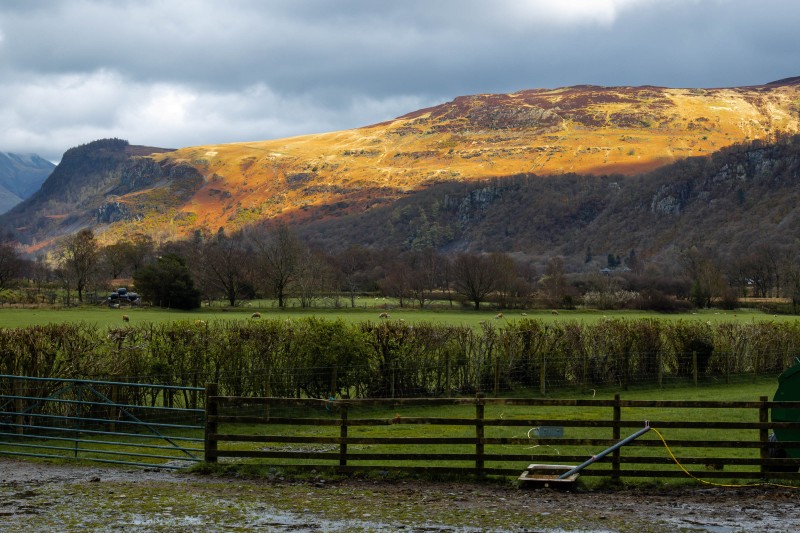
[[140, 80, 800, 237], [4, 78, 800, 250]]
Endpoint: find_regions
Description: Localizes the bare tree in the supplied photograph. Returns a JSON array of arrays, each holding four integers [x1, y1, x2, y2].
[[407, 248, 448, 309], [540, 256, 569, 308], [335, 245, 373, 308], [60, 228, 98, 303], [451, 253, 502, 310], [99, 241, 132, 280], [380, 261, 413, 308], [0, 241, 23, 288], [204, 230, 253, 307], [124, 234, 155, 273], [250, 223, 300, 308], [680, 246, 726, 308], [295, 248, 333, 308]]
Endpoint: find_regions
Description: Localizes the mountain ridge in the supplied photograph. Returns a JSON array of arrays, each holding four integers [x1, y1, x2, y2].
[[2, 78, 800, 258]]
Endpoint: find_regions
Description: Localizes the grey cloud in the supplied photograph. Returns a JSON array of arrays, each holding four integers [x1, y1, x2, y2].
[[0, 0, 797, 161]]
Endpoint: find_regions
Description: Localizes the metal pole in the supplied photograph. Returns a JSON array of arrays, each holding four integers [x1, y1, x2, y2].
[[558, 424, 651, 480]]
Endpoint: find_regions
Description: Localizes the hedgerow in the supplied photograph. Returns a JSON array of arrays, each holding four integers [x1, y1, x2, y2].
[[0, 318, 796, 398]]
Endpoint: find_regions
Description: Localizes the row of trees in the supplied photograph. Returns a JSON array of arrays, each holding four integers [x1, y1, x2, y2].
[[2, 221, 800, 312]]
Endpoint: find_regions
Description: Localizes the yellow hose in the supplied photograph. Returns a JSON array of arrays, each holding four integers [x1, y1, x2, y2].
[[650, 426, 799, 489]]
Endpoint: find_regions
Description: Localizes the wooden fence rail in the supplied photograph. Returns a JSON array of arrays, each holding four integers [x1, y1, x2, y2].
[[204, 384, 800, 482]]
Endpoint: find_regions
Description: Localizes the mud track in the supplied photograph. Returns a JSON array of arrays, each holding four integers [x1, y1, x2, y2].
[[1, 458, 799, 532]]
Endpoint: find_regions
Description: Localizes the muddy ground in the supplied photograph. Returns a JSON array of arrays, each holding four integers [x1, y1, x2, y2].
[[1, 458, 799, 532]]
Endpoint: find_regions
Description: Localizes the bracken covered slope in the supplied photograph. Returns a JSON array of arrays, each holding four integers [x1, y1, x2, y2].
[[3, 78, 800, 251], [147, 79, 800, 236]]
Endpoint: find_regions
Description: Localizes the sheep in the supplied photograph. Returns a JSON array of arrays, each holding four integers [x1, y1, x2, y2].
[[379, 312, 390, 319], [494, 313, 504, 319], [251, 312, 261, 319], [520, 312, 528, 317], [122, 315, 130, 322], [551, 310, 559, 315]]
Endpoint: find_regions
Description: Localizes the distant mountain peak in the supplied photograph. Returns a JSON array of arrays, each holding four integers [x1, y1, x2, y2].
[[0, 151, 55, 214]]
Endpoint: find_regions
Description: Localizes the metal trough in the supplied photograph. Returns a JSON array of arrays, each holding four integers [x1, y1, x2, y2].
[[519, 424, 651, 487], [518, 464, 580, 487]]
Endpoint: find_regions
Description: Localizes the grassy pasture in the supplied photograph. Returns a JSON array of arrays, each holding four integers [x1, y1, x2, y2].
[[1, 376, 788, 488], [210, 377, 784, 488], [1, 303, 796, 486], [0, 304, 791, 329]]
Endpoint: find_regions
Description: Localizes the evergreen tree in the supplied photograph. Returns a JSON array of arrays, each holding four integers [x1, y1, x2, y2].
[[133, 253, 201, 309]]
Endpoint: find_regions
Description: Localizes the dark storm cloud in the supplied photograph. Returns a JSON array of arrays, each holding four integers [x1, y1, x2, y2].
[[0, 0, 797, 161]]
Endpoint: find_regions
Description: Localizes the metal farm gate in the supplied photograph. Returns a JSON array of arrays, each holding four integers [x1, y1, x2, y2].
[[0, 375, 204, 469]]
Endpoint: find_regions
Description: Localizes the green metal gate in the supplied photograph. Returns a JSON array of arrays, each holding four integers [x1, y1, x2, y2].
[[0, 375, 204, 469]]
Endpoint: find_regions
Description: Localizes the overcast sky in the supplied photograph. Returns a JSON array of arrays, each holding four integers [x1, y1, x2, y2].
[[0, 0, 798, 162]]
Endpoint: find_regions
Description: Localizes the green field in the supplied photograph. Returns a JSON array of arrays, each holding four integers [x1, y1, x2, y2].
[[201, 376, 789, 490], [0, 304, 793, 329], [1, 377, 785, 488]]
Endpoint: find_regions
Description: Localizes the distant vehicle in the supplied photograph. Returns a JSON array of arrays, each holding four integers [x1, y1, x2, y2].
[[107, 287, 140, 307]]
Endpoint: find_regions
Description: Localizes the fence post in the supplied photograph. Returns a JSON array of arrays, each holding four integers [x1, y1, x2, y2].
[[657, 351, 663, 389], [540, 351, 546, 396], [759, 395, 769, 477], [330, 365, 338, 398], [612, 393, 621, 483], [692, 351, 698, 387], [475, 393, 485, 475], [725, 351, 730, 385], [204, 383, 218, 464], [493, 356, 500, 397], [445, 352, 451, 398], [340, 404, 348, 468], [390, 361, 396, 399]]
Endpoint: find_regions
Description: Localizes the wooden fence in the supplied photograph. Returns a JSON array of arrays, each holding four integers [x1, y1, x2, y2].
[[204, 384, 800, 482]]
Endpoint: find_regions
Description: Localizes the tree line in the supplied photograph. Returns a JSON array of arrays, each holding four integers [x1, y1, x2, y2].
[[1, 219, 800, 313]]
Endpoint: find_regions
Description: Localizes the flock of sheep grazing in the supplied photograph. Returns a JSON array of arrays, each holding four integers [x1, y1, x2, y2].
[[123, 309, 560, 323]]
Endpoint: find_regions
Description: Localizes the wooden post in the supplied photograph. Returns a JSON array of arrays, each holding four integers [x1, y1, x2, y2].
[[759, 395, 769, 477], [330, 365, 338, 398], [612, 393, 621, 482], [493, 356, 500, 397], [725, 350, 730, 385], [657, 351, 663, 389], [390, 362, 396, 399], [204, 383, 218, 463], [475, 393, 485, 475], [340, 404, 348, 468], [692, 351, 698, 387], [540, 351, 546, 396], [445, 352, 451, 398]]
